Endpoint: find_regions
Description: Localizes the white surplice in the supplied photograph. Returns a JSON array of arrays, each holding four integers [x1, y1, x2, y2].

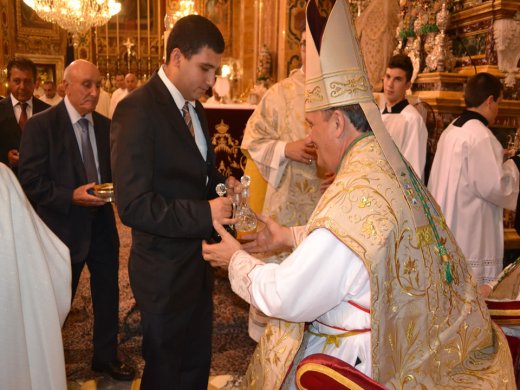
[[229, 227, 371, 388], [0, 163, 71, 390], [40, 94, 62, 106], [382, 104, 428, 180], [428, 119, 519, 284]]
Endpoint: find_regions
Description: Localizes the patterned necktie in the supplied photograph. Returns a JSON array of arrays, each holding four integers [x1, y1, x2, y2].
[[18, 102, 28, 130], [182, 102, 195, 138], [78, 118, 98, 183]]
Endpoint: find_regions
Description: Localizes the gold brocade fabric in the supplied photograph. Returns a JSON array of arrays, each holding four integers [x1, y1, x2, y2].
[[242, 135, 515, 389], [242, 70, 322, 234], [241, 319, 304, 390]]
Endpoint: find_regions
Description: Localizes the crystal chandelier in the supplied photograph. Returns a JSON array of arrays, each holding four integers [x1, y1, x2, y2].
[[23, 0, 121, 34]]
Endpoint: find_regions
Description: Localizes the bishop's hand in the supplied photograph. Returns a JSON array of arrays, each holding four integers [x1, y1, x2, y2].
[[240, 214, 293, 254], [202, 220, 241, 269]]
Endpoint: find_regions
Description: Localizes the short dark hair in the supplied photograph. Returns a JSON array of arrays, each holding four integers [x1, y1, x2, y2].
[[323, 104, 371, 133], [43, 80, 56, 87], [7, 57, 37, 81], [464, 72, 503, 108], [387, 54, 413, 82], [166, 15, 225, 63]]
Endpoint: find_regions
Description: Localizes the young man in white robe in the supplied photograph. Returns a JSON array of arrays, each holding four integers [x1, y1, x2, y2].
[[381, 54, 428, 180], [428, 72, 519, 285], [40, 80, 63, 106], [202, 1, 516, 389]]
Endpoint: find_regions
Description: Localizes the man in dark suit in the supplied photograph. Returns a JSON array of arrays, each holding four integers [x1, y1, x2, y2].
[[0, 57, 49, 173], [111, 15, 237, 390], [18, 59, 135, 381]]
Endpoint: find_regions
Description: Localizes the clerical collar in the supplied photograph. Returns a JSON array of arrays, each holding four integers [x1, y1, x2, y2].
[[382, 99, 409, 114], [453, 110, 488, 127]]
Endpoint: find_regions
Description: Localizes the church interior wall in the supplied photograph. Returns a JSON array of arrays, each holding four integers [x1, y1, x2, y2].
[[1, 0, 518, 152]]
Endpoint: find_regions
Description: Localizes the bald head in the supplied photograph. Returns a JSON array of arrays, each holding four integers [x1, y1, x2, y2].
[[63, 60, 102, 116], [125, 73, 138, 92]]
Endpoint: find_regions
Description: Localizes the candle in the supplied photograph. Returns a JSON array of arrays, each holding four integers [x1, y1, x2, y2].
[[157, 0, 161, 65], [137, 0, 141, 63], [147, 0, 150, 74], [105, 23, 109, 73], [116, 13, 120, 68], [94, 27, 99, 67]]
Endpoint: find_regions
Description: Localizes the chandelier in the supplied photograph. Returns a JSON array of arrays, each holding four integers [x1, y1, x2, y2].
[[23, 0, 121, 34]]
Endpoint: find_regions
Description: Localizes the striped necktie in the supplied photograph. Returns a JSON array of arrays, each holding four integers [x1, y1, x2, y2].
[[182, 102, 195, 138]]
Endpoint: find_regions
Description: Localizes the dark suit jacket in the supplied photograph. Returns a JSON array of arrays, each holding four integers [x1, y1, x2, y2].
[[18, 100, 118, 264], [111, 72, 225, 314], [0, 95, 50, 166]]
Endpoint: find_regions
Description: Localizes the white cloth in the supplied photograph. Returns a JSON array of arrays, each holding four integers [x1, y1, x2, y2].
[[229, 228, 372, 387], [40, 94, 62, 106], [111, 87, 126, 102], [95, 89, 111, 118], [428, 119, 519, 284], [381, 104, 428, 180], [109, 88, 128, 119], [0, 163, 71, 390]]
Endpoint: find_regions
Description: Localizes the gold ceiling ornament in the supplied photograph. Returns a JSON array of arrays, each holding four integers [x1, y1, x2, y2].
[[164, 0, 197, 29], [23, 0, 121, 34]]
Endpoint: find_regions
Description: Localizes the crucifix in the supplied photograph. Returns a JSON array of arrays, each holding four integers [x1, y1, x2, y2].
[[122, 37, 135, 72]]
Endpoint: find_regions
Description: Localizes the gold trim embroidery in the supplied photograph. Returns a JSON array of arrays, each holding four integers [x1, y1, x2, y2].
[[416, 225, 434, 248], [305, 86, 323, 104], [330, 76, 368, 98]]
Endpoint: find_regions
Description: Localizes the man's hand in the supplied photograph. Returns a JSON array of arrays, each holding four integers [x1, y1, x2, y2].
[[209, 195, 233, 225], [202, 221, 241, 269], [7, 149, 19, 167], [240, 214, 292, 254], [72, 182, 107, 207], [285, 136, 316, 165], [224, 176, 242, 197]]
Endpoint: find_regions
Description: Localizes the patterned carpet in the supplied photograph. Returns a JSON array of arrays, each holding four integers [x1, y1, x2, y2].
[[62, 209, 256, 386]]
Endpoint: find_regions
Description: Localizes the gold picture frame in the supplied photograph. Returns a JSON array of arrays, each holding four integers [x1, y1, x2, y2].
[[15, 53, 65, 83], [203, 0, 232, 53], [16, 0, 61, 37]]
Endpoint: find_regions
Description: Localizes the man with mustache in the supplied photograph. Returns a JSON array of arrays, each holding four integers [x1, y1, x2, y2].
[[0, 57, 49, 174], [18, 59, 135, 381]]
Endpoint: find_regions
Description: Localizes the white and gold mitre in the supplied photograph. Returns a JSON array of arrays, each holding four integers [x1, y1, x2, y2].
[[305, 0, 373, 112], [304, 0, 409, 205]]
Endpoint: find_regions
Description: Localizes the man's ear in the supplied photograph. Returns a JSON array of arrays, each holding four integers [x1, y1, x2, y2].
[[486, 95, 495, 106], [333, 109, 347, 138], [170, 48, 182, 67]]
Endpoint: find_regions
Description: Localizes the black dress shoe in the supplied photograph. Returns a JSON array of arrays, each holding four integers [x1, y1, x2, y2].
[[91, 359, 136, 381]]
